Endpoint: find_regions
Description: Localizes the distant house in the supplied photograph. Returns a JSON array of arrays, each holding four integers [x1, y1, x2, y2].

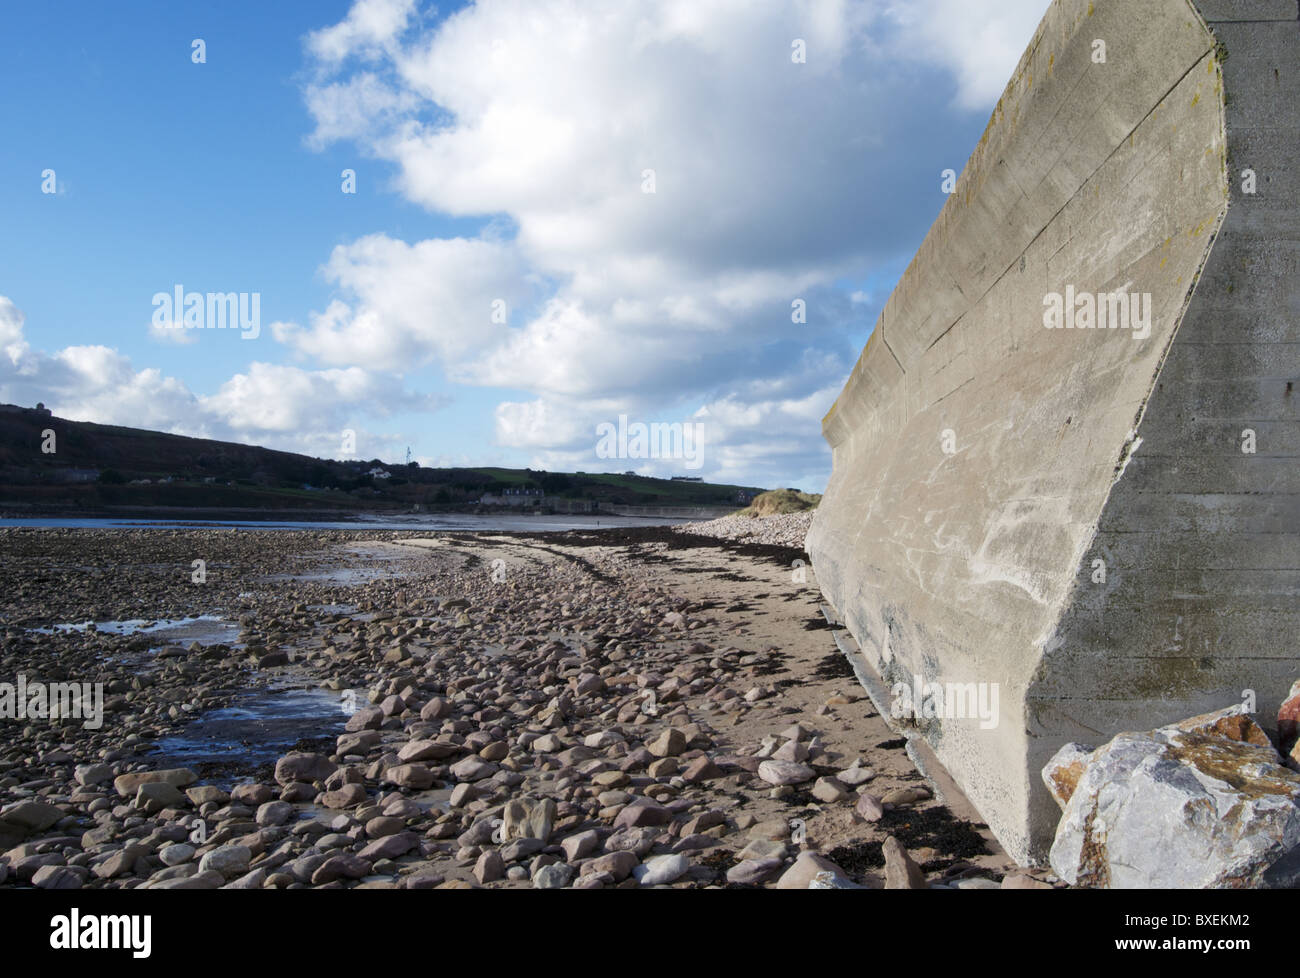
[[479, 488, 542, 506], [736, 490, 755, 503], [367, 467, 391, 479]]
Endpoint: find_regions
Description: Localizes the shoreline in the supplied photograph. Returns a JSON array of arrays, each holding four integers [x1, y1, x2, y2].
[[0, 521, 1043, 890]]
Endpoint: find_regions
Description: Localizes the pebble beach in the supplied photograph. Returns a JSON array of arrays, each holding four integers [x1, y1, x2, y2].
[[0, 519, 1045, 890]]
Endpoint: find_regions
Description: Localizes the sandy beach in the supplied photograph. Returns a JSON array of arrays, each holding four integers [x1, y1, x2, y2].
[[0, 520, 1040, 890]]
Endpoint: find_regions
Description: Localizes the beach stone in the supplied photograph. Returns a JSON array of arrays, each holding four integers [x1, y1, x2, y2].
[[681, 756, 723, 783], [199, 845, 252, 879], [776, 851, 853, 889], [74, 763, 114, 787], [773, 739, 810, 763], [1001, 873, 1054, 890], [812, 776, 849, 803], [855, 792, 884, 822], [449, 783, 478, 808], [32, 865, 85, 890], [672, 834, 717, 853], [345, 706, 384, 731], [882, 836, 927, 889], [386, 764, 435, 789], [604, 826, 658, 857], [420, 697, 452, 721], [159, 843, 195, 866], [0, 801, 64, 835], [92, 847, 141, 880], [450, 756, 497, 782], [358, 832, 419, 862], [881, 786, 931, 806], [150, 870, 225, 890], [311, 853, 372, 885], [1050, 706, 1300, 888], [397, 739, 457, 763], [588, 850, 637, 882], [222, 869, 268, 890], [231, 783, 274, 806], [135, 781, 186, 814], [561, 830, 600, 862], [633, 853, 689, 886], [647, 728, 686, 758], [502, 838, 545, 862], [838, 762, 875, 786], [274, 752, 336, 786], [338, 731, 381, 756], [474, 849, 504, 884], [809, 870, 866, 889], [479, 741, 508, 762], [533, 862, 574, 889], [457, 817, 497, 848], [727, 857, 783, 885], [500, 797, 556, 842], [366, 816, 405, 838], [186, 785, 229, 806], [256, 801, 294, 827], [681, 811, 725, 836], [613, 797, 671, 829], [16, 853, 65, 881], [113, 768, 198, 798], [757, 760, 814, 786], [319, 784, 367, 809], [646, 758, 678, 778]]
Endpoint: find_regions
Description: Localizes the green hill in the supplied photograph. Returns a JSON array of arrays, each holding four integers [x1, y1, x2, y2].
[[0, 404, 765, 516]]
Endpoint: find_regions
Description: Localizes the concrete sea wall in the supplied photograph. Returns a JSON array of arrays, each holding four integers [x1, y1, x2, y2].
[[807, 0, 1300, 864]]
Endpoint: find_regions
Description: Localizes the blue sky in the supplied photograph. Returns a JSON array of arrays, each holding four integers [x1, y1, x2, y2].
[[0, 0, 1049, 490]]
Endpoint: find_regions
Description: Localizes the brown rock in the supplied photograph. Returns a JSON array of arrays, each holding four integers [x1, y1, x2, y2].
[[882, 836, 927, 889]]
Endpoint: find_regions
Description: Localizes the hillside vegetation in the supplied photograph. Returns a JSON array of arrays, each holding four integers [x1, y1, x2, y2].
[[0, 404, 766, 515], [737, 488, 822, 517]]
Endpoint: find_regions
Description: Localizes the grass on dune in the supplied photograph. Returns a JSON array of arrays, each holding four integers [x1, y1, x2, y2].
[[735, 488, 822, 518]]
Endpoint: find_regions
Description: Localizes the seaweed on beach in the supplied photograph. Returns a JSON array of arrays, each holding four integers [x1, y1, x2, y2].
[[826, 805, 991, 878], [812, 652, 854, 680]]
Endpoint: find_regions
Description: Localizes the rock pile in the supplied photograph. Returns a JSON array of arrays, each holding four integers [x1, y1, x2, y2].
[[1046, 701, 1300, 888], [673, 512, 813, 550]]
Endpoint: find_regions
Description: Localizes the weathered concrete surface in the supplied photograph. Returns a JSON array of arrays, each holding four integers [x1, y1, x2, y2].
[[808, 0, 1300, 865]]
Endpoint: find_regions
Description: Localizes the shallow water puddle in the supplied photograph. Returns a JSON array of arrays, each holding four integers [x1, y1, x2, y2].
[[28, 614, 239, 645], [148, 683, 346, 784]]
